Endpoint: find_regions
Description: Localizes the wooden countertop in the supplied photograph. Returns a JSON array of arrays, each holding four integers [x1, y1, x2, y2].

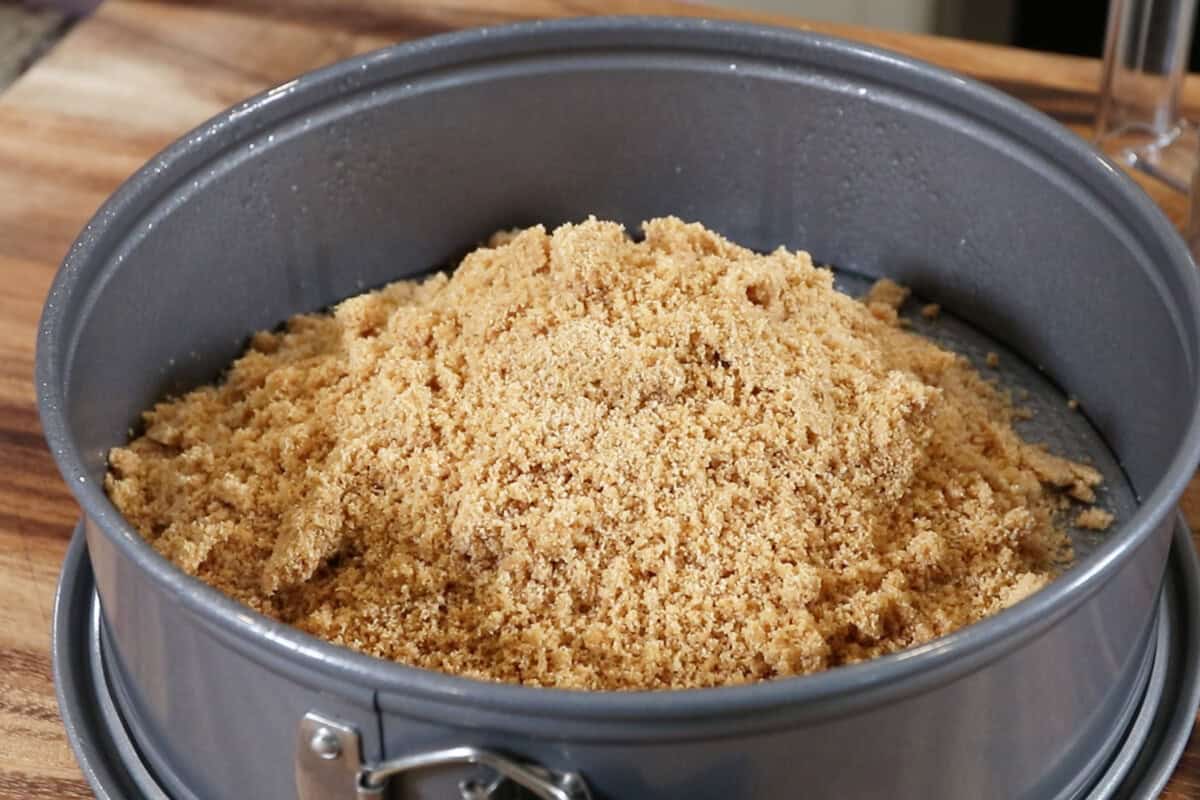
[[1, 2, 1198, 797]]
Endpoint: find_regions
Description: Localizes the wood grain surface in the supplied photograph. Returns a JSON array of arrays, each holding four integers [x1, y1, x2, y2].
[[1, 2, 1198, 797]]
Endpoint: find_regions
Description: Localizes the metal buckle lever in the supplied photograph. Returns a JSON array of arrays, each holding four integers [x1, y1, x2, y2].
[[296, 711, 593, 800]]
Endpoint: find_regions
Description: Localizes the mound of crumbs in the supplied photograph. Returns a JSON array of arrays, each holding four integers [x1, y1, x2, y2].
[[105, 217, 1112, 690]]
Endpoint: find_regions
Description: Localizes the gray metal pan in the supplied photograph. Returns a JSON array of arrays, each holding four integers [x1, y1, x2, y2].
[[37, 17, 1200, 799]]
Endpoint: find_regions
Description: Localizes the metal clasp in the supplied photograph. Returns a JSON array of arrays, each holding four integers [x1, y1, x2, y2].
[[296, 711, 593, 800]]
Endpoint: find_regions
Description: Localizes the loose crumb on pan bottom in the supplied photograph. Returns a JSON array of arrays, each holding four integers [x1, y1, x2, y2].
[[105, 217, 1111, 690], [1076, 508, 1114, 531]]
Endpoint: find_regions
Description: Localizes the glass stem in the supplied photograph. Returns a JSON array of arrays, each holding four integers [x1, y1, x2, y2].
[[1096, 0, 1198, 193]]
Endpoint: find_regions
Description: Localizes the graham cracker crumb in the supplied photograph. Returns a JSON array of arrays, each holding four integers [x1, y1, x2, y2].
[[105, 217, 1108, 690], [1067, 397, 1079, 411], [1069, 482, 1096, 504], [865, 277, 909, 312], [986, 351, 1000, 368], [920, 303, 941, 320], [1021, 446, 1103, 490], [1075, 508, 1114, 531]]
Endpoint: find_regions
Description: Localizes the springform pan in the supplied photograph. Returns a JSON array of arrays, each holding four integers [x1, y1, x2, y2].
[[36, 16, 1200, 800]]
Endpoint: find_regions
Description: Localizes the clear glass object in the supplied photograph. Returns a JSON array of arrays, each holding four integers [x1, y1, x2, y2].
[[1096, 0, 1198, 193]]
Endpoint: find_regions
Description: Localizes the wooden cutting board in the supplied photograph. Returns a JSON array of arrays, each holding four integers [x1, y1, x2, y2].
[[1, 2, 1197, 797]]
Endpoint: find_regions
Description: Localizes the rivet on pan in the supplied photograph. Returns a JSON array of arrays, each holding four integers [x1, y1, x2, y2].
[[310, 726, 342, 760]]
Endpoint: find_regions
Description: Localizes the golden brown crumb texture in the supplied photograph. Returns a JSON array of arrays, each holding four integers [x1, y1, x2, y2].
[[106, 217, 1108, 690]]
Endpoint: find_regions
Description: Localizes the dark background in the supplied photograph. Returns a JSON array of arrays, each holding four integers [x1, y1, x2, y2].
[[1012, 1, 1200, 68]]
